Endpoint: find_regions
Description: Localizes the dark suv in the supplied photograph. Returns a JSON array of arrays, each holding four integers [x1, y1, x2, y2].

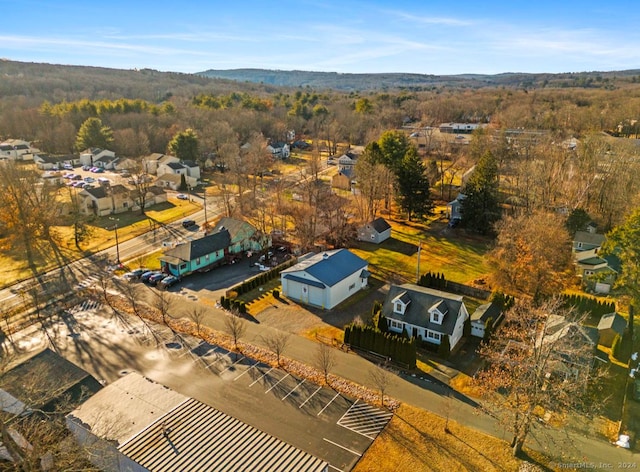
[[182, 219, 196, 228]]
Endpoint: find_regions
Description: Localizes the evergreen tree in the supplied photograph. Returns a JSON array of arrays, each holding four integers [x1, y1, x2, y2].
[[394, 147, 434, 221], [75, 117, 114, 151], [461, 150, 501, 234], [168, 128, 199, 162], [438, 335, 451, 359]]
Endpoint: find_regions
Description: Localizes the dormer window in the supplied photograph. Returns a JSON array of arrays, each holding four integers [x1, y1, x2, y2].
[[429, 300, 447, 325], [432, 312, 441, 324], [392, 291, 411, 315]]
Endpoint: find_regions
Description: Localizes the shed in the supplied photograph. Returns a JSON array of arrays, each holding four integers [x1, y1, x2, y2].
[[357, 217, 392, 244], [470, 302, 501, 339], [597, 312, 626, 347]]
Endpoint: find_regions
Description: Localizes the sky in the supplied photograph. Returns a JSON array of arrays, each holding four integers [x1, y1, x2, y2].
[[1, 0, 640, 76]]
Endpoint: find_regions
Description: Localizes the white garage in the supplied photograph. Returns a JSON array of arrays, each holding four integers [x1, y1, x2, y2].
[[281, 249, 369, 310], [470, 302, 501, 339]]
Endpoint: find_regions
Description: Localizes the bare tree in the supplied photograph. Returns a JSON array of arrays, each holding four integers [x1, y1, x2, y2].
[[128, 159, 154, 215], [315, 343, 337, 385], [262, 332, 291, 367], [120, 282, 161, 345], [188, 306, 207, 337], [369, 365, 394, 408], [476, 298, 606, 456], [224, 314, 246, 352], [154, 290, 174, 330]]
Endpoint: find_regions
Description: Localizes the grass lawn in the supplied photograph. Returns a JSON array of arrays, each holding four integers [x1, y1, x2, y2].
[[350, 217, 490, 285], [0, 197, 201, 288], [354, 403, 542, 472]]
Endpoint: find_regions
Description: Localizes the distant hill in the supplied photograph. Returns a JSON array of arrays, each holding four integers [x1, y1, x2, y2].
[[198, 68, 640, 91]]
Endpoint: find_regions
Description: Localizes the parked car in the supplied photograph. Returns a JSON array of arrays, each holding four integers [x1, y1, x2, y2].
[[72, 181, 86, 188], [82, 165, 91, 171], [158, 275, 179, 289], [140, 270, 158, 283], [148, 273, 167, 286], [182, 219, 196, 228], [176, 193, 188, 200], [63, 163, 74, 170], [84, 176, 95, 183], [64, 173, 76, 179], [123, 268, 149, 281]]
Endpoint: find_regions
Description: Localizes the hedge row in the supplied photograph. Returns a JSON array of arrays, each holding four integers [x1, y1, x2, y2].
[[220, 296, 247, 314], [418, 271, 448, 290], [344, 323, 416, 368], [560, 293, 615, 317], [228, 257, 297, 297]]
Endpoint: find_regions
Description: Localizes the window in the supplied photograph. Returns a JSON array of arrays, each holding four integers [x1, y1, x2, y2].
[[390, 320, 403, 330], [180, 264, 187, 270], [196, 257, 201, 265], [395, 302, 403, 314], [123, 201, 128, 208], [205, 254, 209, 260], [432, 312, 441, 324], [348, 283, 355, 291], [371, 234, 375, 240], [427, 331, 441, 341]]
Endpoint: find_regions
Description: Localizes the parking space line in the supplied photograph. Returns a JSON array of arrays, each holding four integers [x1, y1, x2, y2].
[[234, 360, 260, 381], [265, 373, 290, 393], [250, 367, 274, 387], [282, 379, 305, 401], [219, 355, 246, 374], [337, 400, 393, 440], [317, 392, 340, 416], [299, 386, 322, 409], [328, 465, 343, 472], [322, 438, 362, 457]]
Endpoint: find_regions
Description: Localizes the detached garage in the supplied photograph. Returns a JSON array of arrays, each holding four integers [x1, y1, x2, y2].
[[470, 302, 501, 339], [280, 249, 370, 309]]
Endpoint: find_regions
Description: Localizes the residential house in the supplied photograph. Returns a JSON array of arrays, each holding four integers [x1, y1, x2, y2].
[[281, 249, 369, 309], [381, 284, 469, 352], [331, 171, 352, 191], [156, 172, 197, 190], [33, 153, 67, 170], [597, 312, 626, 347], [78, 186, 114, 216], [209, 217, 271, 255], [535, 314, 599, 379], [79, 148, 116, 168], [357, 217, 392, 244], [142, 152, 179, 174], [67, 373, 328, 472], [182, 160, 201, 180], [266, 141, 290, 159], [470, 302, 502, 339], [446, 193, 466, 222], [438, 123, 483, 134], [160, 230, 231, 276], [572, 230, 620, 293], [0, 139, 34, 160], [158, 160, 187, 177], [78, 184, 165, 216]]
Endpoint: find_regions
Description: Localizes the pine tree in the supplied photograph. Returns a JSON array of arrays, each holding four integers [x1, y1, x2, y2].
[[394, 147, 434, 221], [460, 150, 501, 234]]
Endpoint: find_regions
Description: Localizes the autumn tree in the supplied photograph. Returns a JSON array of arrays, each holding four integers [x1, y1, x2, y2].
[[74, 117, 114, 151], [460, 149, 501, 234], [489, 211, 573, 300], [602, 207, 640, 336], [476, 298, 602, 456], [168, 128, 199, 162], [354, 147, 391, 222]]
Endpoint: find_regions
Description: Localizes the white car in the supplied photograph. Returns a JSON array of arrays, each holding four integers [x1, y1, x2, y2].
[[176, 194, 188, 200]]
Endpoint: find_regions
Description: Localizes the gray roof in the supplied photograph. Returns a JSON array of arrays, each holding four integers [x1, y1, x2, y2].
[[573, 230, 606, 247], [369, 217, 391, 233], [382, 284, 465, 335], [162, 230, 231, 262], [83, 186, 108, 199], [281, 249, 368, 287], [598, 312, 626, 334], [471, 302, 501, 323], [182, 160, 197, 167], [167, 162, 185, 170]]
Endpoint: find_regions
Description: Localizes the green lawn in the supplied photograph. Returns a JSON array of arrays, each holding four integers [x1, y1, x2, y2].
[[350, 218, 490, 285]]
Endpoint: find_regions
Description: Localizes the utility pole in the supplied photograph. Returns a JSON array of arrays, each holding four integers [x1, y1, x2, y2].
[[109, 217, 120, 265], [416, 241, 422, 283]]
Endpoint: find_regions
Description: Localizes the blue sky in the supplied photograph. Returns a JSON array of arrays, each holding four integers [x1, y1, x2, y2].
[[1, 0, 639, 75]]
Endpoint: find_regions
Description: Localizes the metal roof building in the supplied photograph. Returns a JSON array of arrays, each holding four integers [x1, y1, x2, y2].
[[67, 373, 327, 472]]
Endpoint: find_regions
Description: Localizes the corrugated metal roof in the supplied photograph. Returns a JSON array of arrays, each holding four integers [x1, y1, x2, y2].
[[119, 397, 327, 472], [162, 230, 231, 262]]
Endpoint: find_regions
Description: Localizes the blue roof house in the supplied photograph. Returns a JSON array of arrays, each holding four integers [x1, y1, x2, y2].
[[280, 249, 369, 309]]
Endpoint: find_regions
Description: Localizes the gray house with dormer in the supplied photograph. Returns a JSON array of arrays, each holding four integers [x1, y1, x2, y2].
[[381, 284, 469, 352]]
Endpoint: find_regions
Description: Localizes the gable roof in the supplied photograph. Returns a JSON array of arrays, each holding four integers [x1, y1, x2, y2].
[[182, 160, 198, 167], [471, 302, 501, 323], [166, 161, 185, 170], [598, 312, 626, 334], [162, 230, 231, 263], [573, 231, 606, 247], [382, 284, 465, 335], [210, 217, 257, 241], [281, 249, 368, 287], [369, 217, 391, 233], [539, 314, 599, 348], [82, 186, 108, 199], [157, 173, 183, 183]]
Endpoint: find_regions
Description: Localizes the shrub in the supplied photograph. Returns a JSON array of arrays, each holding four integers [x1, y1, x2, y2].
[[438, 335, 451, 359], [611, 334, 622, 360], [272, 289, 280, 299]]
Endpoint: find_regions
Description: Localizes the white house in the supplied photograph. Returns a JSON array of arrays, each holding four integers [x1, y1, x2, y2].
[[181, 160, 201, 179], [157, 161, 187, 177], [79, 148, 116, 167], [381, 284, 469, 352], [357, 217, 392, 244], [266, 142, 290, 159], [280, 249, 370, 309], [142, 153, 179, 174], [0, 139, 34, 160]]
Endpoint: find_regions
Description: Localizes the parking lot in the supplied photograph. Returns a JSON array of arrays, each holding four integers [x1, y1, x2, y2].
[[14, 301, 392, 472]]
